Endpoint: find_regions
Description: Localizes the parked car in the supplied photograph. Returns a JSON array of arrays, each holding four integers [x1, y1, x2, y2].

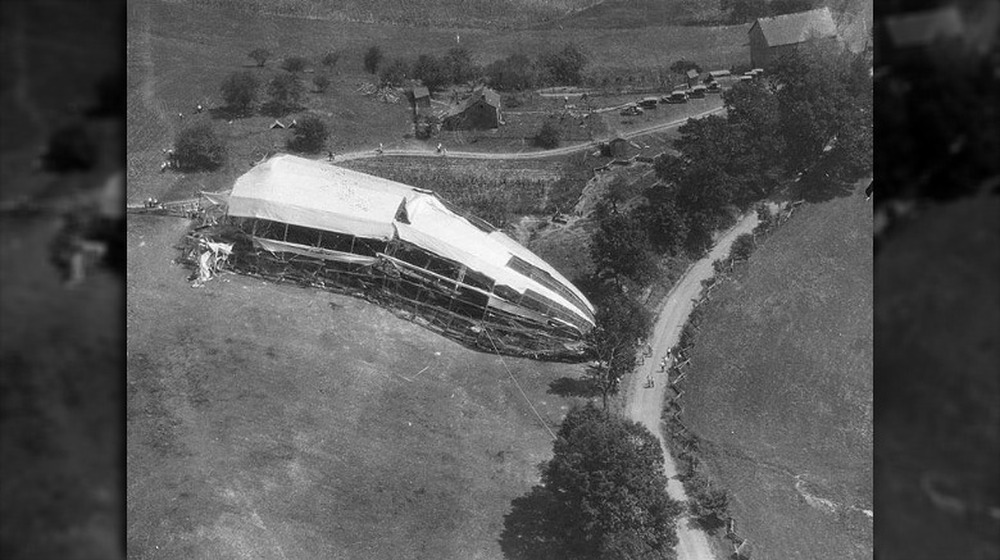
[[689, 85, 707, 98], [638, 97, 659, 109], [620, 104, 644, 116], [738, 75, 754, 83], [706, 82, 722, 93], [664, 91, 689, 103]]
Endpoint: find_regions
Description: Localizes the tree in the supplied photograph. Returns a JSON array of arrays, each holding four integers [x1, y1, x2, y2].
[[281, 56, 308, 73], [444, 46, 477, 85], [248, 47, 271, 67], [321, 51, 341, 69], [313, 74, 331, 93], [729, 233, 755, 262], [541, 43, 588, 86], [669, 59, 701, 75], [363, 45, 384, 74], [500, 404, 684, 559], [586, 292, 652, 410], [485, 53, 542, 91], [286, 115, 330, 154], [379, 58, 409, 87], [640, 186, 688, 256], [173, 123, 226, 171], [591, 203, 659, 288], [412, 54, 449, 92], [770, 41, 854, 173], [220, 71, 259, 116], [730, 0, 767, 23], [267, 73, 305, 112], [689, 483, 730, 532], [533, 121, 561, 149]]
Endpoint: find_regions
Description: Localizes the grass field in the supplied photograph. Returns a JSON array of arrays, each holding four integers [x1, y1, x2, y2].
[[126, 214, 598, 559], [673, 181, 873, 560], [126, 0, 748, 204]]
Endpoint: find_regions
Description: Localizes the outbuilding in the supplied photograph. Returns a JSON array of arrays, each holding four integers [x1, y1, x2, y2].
[[443, 87, 504, 130]]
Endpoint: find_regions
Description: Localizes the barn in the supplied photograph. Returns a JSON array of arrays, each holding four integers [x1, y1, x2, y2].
[[443, 87, 503, 130], [749, 7, 840, 69], [200, 154, 595, 358]]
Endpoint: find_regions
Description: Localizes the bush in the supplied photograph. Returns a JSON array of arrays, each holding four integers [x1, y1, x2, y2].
[[321, 51, 341, 69], [485, 53, 543, 91], [379, 58, 409, 87], [42, 124, 97, 172], [363, 45, 384, 74], [174, 124, 226, 171], [286, 116, 330, 154], [281, 56, 308, 73], [670, 59, 702, 76], [533, 121, 561, 149], [444, 46, 478, 85], [248, 48, 271, 67], [313, 74, 331, 93], [267, 73, 305, 112], [220, 71, 259, 116], [729, 233, 755, 261]]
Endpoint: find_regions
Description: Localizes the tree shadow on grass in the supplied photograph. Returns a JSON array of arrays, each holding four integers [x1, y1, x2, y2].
[[547, 376, 599, 398], [796, 159, 862, 203], [499, 486, 574, 560]]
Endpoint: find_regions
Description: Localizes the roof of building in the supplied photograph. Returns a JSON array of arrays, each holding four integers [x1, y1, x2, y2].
[[448, 86, 501, 117], [884, 6, 964, 48], [226, 154, 594, 324], [411, 86, 430, 99], [752, 7, 839, 47], [686, 69, 700, 79]]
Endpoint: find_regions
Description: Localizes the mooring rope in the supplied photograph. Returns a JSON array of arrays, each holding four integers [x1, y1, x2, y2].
[[483, 328, 558, 441]]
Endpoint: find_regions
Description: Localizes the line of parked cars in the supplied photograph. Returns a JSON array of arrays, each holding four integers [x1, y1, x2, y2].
[[618, 68, 764, 114]]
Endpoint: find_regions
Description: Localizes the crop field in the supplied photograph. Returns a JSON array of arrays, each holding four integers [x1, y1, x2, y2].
[[674, 181, 873, 560], [126, 213, 596, 559]]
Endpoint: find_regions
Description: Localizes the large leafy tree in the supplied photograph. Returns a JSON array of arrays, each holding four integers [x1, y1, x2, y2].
[[770, 41, 855, 172], [639, 186, 688, 256], [363, 45, 384, 74], [541, 43, 588, 86], [173, 124, 226, 171], [220, 71, 259, 116], [590, 203, 658, 288], [586, 292, 652, 410], [444, 46, 478, 85], [501, 404, 684, 559], [411, 54, 449, 92], [266, 73, 305, 112]]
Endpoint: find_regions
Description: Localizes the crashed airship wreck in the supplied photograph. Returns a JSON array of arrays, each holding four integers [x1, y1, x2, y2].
[[189, 154, 595, 359]]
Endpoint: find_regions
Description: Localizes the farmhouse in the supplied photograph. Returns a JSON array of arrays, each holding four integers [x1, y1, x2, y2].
[[749, 7, 840, 68], [201, 154, 595, 358], [409, 86, 431, 118], [443, 87, 503, 130]]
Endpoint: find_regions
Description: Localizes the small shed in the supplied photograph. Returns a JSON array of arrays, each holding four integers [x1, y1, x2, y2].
[[410, 86, 431, 118], [443, 87, 503, 130], [685, 68, 700, 86]]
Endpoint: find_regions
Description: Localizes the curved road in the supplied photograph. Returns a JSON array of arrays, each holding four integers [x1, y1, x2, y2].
[[625, 211, 765, 560], [327, 106, 725, 163]]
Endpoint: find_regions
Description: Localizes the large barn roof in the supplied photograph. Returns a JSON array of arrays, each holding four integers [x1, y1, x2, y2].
[[226, 154, 594, 325], [752, 7, 838, 47]]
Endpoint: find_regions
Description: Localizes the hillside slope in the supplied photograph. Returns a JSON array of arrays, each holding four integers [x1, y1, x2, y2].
[[677, 183, 873, 560]]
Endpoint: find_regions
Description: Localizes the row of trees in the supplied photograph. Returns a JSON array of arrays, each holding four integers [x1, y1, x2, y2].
[[580, 41, 872, 416], [171, 115, 330, 172], [361, 43, 588, 92], [220, 71, 310, 117], [363, 45, 478, 91], [485, 44, 588, 91]]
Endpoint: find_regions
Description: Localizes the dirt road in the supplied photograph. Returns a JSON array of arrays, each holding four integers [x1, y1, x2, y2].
[[625, 211, 764, 560], [329, 107, 725, 163]]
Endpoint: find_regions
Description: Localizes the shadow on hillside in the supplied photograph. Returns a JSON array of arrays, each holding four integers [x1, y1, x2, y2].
[[798, 174, 857, 203], [498, 486, 571, 560], [547, 376, 598, 398]]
